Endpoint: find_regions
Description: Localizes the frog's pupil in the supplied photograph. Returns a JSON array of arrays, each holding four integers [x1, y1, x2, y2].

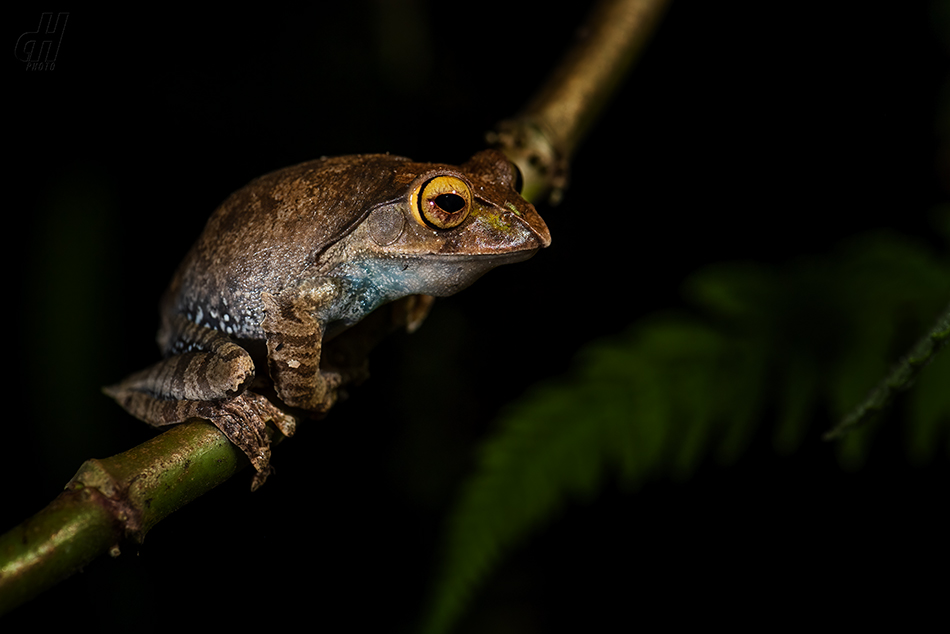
[[434, 193, 465, 213]]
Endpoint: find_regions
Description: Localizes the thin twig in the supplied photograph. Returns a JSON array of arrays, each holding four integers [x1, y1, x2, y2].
[[489, 0, 671, 204], [824, 302, 950, 440]]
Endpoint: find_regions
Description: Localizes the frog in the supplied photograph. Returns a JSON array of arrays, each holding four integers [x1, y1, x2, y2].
[[105, 149, 550, 488]]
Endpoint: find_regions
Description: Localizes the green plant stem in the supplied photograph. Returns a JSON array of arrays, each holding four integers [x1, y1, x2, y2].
[[0, 422, 246, 615], [489, 0, 671, 204], [824, 302, 950, 440]]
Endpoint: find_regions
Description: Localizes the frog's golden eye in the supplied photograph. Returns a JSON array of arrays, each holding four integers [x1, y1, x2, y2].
[[410, 175, 472, 230]]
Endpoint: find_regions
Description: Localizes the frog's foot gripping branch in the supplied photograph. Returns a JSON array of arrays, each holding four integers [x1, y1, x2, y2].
[[104, 382, 296, 490], [105, 315, 298, 488]]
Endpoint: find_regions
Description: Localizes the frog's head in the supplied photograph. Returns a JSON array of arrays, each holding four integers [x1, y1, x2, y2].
[[332, 149, 551, 298]]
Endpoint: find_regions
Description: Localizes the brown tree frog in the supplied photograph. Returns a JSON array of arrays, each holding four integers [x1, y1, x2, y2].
[[105, 149, 550, 488]]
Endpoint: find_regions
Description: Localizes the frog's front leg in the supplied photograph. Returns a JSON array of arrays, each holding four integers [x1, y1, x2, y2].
[[260, 288, 344, 413], [105, 316, 296, 487]]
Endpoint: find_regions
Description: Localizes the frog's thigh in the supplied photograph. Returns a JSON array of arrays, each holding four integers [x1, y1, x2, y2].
[[105, 318, 256, 423], [260, 291, 339, 412], [110, 349, 253, 404]]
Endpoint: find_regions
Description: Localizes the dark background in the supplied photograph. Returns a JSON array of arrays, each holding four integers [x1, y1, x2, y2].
[[5, 2, 948, 631]]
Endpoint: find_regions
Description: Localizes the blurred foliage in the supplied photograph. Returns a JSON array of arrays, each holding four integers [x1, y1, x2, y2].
[[421, 222, 950, 634]]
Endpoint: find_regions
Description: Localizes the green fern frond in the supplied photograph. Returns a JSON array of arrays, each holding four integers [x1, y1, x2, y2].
[[421, 231, 950, 634], [421, 317, 766, 634]]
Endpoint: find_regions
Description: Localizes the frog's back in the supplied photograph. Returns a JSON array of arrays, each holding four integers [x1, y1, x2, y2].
[[158, 154, 411, 351]]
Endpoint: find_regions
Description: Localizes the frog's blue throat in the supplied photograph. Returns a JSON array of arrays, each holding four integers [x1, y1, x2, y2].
[[326, 250, 537, 326]]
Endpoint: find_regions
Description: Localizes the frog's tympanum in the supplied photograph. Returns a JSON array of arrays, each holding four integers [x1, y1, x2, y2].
[[106, 149, 550, 488]]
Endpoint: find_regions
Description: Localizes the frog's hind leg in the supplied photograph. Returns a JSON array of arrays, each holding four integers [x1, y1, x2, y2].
[[105, 317, 295, 487], [104, 317, 257, 415]]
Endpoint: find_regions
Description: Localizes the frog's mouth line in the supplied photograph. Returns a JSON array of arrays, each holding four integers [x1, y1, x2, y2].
[[412, 248, 540, 265]]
